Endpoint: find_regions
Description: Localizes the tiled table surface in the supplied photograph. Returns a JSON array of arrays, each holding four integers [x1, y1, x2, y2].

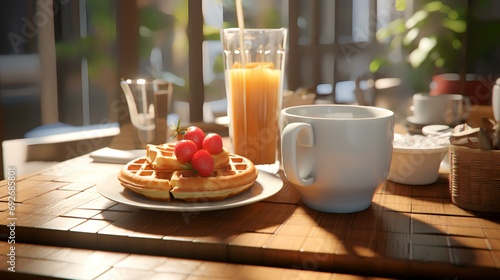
[[1, 241, 396, 280], [1, 154, 499, 279]]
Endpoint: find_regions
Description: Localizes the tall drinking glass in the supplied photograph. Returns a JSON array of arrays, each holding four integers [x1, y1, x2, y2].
[[120, 79, 172, 148], [222, 28, 287, 170]]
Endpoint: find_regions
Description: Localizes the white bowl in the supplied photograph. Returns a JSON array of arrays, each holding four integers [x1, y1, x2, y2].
[[388, 138, 449, 185], [421, 124, 452, 168]]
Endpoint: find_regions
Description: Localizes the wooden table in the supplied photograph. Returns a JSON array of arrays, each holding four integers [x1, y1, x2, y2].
[[1, 150, 499, 279]]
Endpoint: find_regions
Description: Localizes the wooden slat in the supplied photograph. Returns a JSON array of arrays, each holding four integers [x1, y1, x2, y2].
[[187, 0, 204, 123], [2, 242, 373, 280], [110, 0, 141, 150]]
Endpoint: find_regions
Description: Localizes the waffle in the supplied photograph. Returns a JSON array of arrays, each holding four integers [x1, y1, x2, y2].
[[118, 157, 173, 201], [146, 143, 230, 170], [117, 153, 258, 202], [169, 153, 258, 202]]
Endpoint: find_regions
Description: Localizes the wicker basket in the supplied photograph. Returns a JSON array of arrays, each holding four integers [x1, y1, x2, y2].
[[449, 145, 500, 213]]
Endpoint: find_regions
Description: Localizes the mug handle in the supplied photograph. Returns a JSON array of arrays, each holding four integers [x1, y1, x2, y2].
[[281, 122, 315, 186]]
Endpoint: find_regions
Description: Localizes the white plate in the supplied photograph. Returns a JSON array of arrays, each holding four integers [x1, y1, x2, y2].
[[96, 171, 283, 212]]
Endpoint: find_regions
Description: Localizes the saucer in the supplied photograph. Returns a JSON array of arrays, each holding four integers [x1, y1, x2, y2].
[[406, 116, 432, 126], [406, 116, 457, 135], [422, 124, 452, 136]]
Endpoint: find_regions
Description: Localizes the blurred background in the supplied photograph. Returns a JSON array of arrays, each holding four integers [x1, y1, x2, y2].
[[1, 0, 499, 178]]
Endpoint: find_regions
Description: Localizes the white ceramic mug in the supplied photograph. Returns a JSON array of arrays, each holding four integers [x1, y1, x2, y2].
[[281, 105, 394, 213], [493, 78, 500, 122], [412, 93, 470, 125]]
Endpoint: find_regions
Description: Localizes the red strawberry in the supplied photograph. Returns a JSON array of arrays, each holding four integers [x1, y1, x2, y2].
[[191, 149, 214, 177], [202, 133, 223, 154], [183, 126, 205, 150], [174, 140, 198, 163]]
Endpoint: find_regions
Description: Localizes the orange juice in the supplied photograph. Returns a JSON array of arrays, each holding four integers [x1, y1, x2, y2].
[[227, 62, 281, 165]]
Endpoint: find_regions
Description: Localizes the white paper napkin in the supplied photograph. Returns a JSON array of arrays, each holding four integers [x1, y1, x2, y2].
[[89, 147, 145, 164]]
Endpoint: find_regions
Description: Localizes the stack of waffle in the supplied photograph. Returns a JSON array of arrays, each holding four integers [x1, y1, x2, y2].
[[117, 143, 258, 202]]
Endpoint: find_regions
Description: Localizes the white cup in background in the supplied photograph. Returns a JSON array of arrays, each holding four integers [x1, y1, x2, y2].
[[411, 93, 470, 125], [280, 105, 394, 213], [493, 78, 500, 122]]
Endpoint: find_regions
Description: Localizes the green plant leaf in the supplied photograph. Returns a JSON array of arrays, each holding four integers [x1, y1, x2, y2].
[[442, 19, 467, 33], [451, 38, 462, 50], [423, 1, 444, 12], [390, 36, 403, 49], [203, 25, 221, 40], [403, 27, 419, 46], [405, 10, 428, 29], [376, 18, 405, 42], [420, 37, 437, 51], [434, 57, 445, 67], [369, 58, 388, 73], [408, 37, 437, 68], [447, 9, 460, 20], [395, 0, 406, 11], [212, 55, 224, 73]]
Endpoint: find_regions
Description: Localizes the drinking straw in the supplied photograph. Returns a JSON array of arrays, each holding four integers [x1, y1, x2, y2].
[[235, 0, 246, 65], [235, 0, 247, 154], [140, 80, 148, 119]]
